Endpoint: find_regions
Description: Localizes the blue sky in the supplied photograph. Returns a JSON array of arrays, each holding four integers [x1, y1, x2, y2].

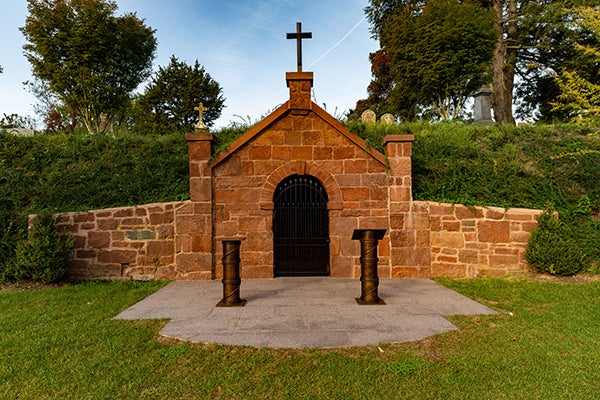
[[0, 0, 378, 128]]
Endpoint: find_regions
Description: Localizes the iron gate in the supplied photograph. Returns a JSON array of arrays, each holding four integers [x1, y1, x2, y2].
[[273, 175, 329, 276]]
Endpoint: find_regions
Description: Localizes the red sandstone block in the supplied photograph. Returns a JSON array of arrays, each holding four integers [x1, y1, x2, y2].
[[478, 220, 510, 243], [313, 146, 333, 160], [249, 145, 272, 160], [291, 146, 313, 160], [459, 249, 479, 264], [302, 131, 322, 145], [506, 208, 540, 221], [190, 178, 211, 202], [74, 213, 95, 223], [371, 187, 388, 201], [88, 231, 111, 249], [484, 207, 505, 220], [455, 205, 484, 219], [341, 187, 370, 202], [254, 160, 281, 175], [391, 230, 415, 247], [149, 212, 174, 225], [175, 253, 212, 273], [489, 254, 519, 266], [406, 213, 429, 230], [241, 265, 274, 279], [98, 249, 137, 264], [388, 158, 411, 175], [333, 146, 355, 159], [75, 249, 97, 259], [113, 209, 134, 218], [510, 231, 531, 243], [430, 232, 465, 248], [442, 221, 461, 232], [147, 241, 174, 256], [73, 235, 86, 248], [423, 203, 448, 217], [157, 225, 174, 240], [155, 266, 176, 280], [389, 186, 411, 202], [121, 217, 145, 226], [283, 131, 302, 145], [431, 263, 468, 278], [344, 159, 368, 174], [272, 145, 292, 160], [191, 235, 212, 253], [436, 255, 458, 263]]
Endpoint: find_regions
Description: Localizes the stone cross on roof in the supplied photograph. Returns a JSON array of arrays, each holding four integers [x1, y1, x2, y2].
[[286, 22, 312, 72]]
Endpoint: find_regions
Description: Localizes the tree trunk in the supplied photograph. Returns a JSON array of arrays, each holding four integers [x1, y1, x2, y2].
[[491, 0, 517, 125]]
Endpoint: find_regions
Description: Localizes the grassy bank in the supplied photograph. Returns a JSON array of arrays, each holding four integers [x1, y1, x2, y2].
[[0, 278, 598, 399]]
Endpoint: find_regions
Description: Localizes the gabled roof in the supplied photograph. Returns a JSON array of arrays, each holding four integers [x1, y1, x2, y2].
[[210, 99, 387, 168]]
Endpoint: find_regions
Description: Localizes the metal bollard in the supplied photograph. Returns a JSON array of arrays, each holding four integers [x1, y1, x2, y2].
[[216, 239, 246, 307], [352, 229, 386, 305]]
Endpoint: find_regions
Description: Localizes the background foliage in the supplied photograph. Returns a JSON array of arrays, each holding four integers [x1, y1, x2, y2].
[[1, 122, 599, 279]]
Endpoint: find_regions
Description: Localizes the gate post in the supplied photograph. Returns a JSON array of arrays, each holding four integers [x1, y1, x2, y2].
[[352, 229, 386, 305], [216, 239, 246, 307]]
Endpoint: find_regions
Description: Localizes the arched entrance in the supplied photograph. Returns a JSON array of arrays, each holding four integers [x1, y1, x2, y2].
[[273, 175, 329, 277]]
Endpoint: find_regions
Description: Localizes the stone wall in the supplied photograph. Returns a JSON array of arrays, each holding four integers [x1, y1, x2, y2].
[[56, 200, 212, 281]]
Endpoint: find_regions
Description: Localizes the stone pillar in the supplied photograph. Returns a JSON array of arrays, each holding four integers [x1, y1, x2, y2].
[[353, 229, 386, 305], [286, 71, 313, 110], [384, 135, 431, 278], [173, 133, 215, 280]]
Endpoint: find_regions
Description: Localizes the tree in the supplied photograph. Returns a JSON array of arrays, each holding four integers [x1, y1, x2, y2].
[[21, 0, 156, 134], [133, 56, 225, 133], [363, 1, 600, 124], [360, 0, 497, 121], [551, 7, 600, 122]]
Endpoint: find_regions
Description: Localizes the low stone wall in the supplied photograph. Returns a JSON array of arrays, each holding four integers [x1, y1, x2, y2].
[[54, 199, 542, 281], [57, 201, 186, 280], [425, 201, 542, 277]]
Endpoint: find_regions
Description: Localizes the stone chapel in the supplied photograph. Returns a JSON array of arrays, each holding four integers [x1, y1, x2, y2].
[[57, 29, 543, 281]]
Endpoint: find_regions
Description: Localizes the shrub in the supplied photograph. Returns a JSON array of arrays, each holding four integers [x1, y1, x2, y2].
[[0, 212, 27, 283], [13, 213, 74, 283], [526, 209, 586, 276]]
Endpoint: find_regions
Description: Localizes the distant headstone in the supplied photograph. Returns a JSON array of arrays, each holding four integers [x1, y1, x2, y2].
[[361, 109, 376, 123], [6, 127, 34, 136], [380, 113, 395, 125], [473, 87, 493, 125]]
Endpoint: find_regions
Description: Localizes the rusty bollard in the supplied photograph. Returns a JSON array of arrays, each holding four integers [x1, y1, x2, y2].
[[216, 239, 246, 307], [352, 229, 386, 305]]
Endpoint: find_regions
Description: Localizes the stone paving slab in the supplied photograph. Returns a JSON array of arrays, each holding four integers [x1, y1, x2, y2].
[[114, 278, 496, 348]]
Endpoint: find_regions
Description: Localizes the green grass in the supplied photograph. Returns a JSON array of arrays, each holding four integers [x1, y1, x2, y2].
[[1, 279, 599, 399]]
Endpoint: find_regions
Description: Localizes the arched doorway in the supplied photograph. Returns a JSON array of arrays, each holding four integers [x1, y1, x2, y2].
[[273, 175, 330, 277]]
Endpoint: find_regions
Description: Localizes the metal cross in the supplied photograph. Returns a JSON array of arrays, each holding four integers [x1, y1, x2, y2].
[[194, 102, 208, 130], [286, 22, 312, 72]]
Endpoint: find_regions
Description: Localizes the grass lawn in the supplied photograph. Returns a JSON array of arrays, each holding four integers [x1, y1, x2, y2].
[[0, 278, 598, 399]]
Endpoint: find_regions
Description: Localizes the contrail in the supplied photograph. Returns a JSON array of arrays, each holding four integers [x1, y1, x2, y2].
[[307, 15, 367, 69]]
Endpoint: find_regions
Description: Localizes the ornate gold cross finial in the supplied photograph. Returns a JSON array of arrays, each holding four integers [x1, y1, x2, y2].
[[286, 22, 312, 72], [194, 102, 208, 130]]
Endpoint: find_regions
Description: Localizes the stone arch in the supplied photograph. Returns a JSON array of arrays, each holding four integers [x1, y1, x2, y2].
[[259, 161, 343, 210]]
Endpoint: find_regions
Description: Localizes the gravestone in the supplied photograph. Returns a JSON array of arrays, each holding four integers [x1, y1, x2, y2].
[[361, 109, 376, 123], [473, 87, 493, 125], [381, 113, 395, 125]]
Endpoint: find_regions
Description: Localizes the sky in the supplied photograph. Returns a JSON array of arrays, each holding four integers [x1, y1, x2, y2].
[[0, 0, 379, 129]]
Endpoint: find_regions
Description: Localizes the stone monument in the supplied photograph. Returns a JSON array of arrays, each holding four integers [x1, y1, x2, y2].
[[361, 109, 376, 123], [381, 113, 395, 125], [473, 87, 493, 125]]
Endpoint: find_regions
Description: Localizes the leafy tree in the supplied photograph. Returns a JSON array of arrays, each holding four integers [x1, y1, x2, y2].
[[540, 7, 600, 121], [20, 0, 157, 134], [133, 56, 225, 133], [364, 0, 600, 124], [359, 0, 497, 121]]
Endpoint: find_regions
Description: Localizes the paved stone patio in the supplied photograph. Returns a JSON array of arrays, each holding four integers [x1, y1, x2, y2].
[[114, 278, 496, 348]]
